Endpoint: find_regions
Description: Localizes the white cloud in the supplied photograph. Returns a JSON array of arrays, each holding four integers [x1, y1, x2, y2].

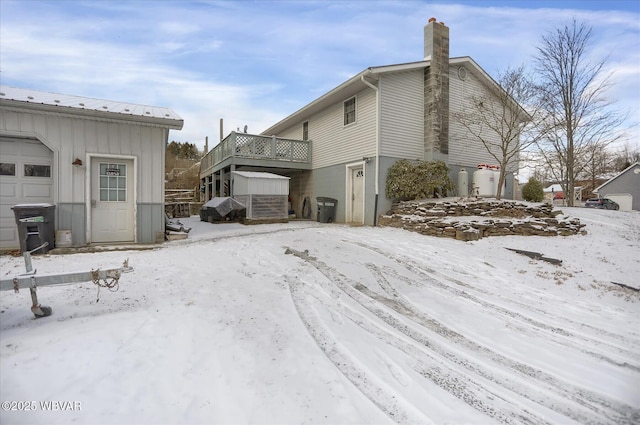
[[1, 1, 637, 150]]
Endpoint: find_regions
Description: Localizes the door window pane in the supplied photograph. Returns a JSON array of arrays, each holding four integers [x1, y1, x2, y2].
[[24, 164, 51, 177], [0, 163, 15, 176], [99, 162, 127, 202]]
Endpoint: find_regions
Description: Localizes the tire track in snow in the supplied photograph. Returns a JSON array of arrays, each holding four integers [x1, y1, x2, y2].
[[372, 262, 640, 372], [286, 274, 546, 425], [285, 247, 639, 425], [364, 263, 637, 425], [285, 275, 430, 425], [352, 238, 640, 347], [350, 240, 640, 365]]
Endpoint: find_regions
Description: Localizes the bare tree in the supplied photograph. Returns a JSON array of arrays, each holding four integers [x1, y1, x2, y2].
[[534, 19, 626, 206], [453, 65, 541, 199], [611, 142, 640, 171], [580, 142, 613, 197]]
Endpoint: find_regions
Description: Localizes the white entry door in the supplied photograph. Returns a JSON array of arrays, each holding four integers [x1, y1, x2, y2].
[[91, 158, 134, 243], [350, 167, 364, 223]]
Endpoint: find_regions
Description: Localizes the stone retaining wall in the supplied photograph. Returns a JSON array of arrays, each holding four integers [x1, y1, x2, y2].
[[378, 199, 586, 241]]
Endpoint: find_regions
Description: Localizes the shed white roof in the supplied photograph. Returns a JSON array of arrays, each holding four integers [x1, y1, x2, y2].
[[0, 85, 183, 129], [543, 184, 563, 193], [232, 171, 290, 180]]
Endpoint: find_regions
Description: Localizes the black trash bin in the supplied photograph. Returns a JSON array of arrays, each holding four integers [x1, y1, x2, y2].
[[316, 197, 337, 223], [12, 203, 56, 254]]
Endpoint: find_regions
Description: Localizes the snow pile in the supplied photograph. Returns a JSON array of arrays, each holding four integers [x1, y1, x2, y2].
[[1, 207, 639, 424]]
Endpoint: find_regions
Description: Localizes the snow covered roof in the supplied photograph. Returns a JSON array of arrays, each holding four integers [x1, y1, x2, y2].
[[543, 184, 563, 193], [0, 85, 183, 130], [543, 184, 583, 193]]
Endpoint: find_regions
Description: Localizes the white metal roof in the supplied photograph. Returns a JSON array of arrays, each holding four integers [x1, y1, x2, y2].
[[232, 171, 290, 180], [0, 85, 183, 129]]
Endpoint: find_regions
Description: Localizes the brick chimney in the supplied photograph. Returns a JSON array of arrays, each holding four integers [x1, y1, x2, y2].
[[423, 18, 449, 161]]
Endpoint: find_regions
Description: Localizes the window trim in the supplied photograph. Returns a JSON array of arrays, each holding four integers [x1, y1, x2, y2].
[[23, 164, 51, 178], [302, 120, 309, 141], [0, 163, 16, 176], [343, 96, 357, 126]]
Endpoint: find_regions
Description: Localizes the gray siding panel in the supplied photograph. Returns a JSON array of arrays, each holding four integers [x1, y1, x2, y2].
[[449, 65, 518, 171], [312, 160, 377, 226], [1, 110, 165, 204], [379, 70, 424, 159], [311, 164, 346, 223], [599, 164, 640, 210], [1, 108, 169, 246], [277, 89, 377, 169], [137, 203, 165, 244], [57, 202, 86, 246]]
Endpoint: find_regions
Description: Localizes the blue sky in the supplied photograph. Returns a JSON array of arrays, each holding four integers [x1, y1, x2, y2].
[[1, 0, 638, 151]]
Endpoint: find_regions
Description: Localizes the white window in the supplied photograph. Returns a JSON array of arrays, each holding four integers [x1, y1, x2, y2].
[[344, 96, 356, 125], [0, 163, 15, 176], [24, 164, 51, 177], [302, 121, 309, 140]]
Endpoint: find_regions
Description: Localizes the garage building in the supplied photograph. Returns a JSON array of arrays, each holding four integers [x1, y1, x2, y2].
[[0, 86, 183, 250]]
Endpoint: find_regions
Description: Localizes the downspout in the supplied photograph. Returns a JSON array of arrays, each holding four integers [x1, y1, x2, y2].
[[361, 73, 380, 225]]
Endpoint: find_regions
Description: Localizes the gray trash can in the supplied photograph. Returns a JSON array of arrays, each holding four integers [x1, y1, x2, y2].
[[12, 203, 56, 254], [316, 197, 337, 223]]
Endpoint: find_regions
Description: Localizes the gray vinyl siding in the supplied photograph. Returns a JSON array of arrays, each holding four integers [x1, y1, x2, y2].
[[275, 124, 302, 141], [1, 109, 166, 204], [449, 65, 513, 170], [57, 203, 86, 245], [1, 108, 169, 246], [137, 203, 165, 244], [598, 163, 640, 210], [276, 89, 377, 169], [379, 70, 424, 159], [310, 159, 378, 226]]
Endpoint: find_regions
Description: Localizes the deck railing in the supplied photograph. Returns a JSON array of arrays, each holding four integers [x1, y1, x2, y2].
[[200, 131, 311, 173]]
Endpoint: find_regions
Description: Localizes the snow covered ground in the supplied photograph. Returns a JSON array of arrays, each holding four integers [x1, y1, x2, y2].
[[1, 206, 639, 424]]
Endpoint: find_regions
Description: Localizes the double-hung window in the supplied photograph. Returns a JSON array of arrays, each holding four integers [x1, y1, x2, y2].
[[302, 121, 309, 140], [344, 96, 356, 126]]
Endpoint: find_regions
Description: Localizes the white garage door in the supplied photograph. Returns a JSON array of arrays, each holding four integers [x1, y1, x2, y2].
[[604, 193, 633, 212], [0, 137, 54, 250]]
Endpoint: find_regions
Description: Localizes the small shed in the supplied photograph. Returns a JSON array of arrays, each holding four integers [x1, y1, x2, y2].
[[232, 171, 289, 222], [0, 85, 183, 250]]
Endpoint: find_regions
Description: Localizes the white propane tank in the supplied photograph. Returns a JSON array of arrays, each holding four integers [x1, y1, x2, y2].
[[473, 164, 494, 197], [489, 165, 500, 196], [458, 168, 469, 196]]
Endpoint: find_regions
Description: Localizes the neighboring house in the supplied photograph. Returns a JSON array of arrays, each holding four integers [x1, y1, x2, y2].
[[543, 184, 564, 200], [593, 162, 640, 211], [0, 86, 183, 251], [200, 18, 525, 225]]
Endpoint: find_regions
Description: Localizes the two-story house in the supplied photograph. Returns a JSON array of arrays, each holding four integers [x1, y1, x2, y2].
[[200, 18, 525, 225]]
